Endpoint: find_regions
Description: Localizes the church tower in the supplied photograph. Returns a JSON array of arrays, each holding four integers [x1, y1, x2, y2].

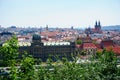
[[94, 20, 102, 33], [95, 21, 98, 29], [95, 21, 101, 30], [98, 21, 101, 30]]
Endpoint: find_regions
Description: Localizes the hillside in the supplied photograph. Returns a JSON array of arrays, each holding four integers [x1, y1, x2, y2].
[[102, 25, 120, 31]]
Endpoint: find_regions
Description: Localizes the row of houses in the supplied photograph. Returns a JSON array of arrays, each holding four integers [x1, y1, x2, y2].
[[76, 35, 120, 56]]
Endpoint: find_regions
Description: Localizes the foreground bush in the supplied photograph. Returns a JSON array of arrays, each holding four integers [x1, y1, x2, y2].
[[36, 50, 120, 80], [1, 50, 120, 80]]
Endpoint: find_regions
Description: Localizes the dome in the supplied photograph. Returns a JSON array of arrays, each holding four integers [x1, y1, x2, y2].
[[32, 34, 41, 41]]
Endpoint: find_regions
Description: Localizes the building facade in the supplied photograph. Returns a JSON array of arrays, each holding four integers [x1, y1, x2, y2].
[[19, 34, 75, 61], [77, 35, 97, 55]]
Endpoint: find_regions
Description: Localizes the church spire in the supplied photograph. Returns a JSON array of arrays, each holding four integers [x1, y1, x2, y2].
[[95, 21, 97, 26], [98, 20, 101, 29], [98, 21, 100, 26], [95, 21, 98, 29]]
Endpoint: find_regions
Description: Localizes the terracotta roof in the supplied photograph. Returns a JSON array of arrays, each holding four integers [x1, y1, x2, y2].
[[101, 40, 113, 48], [95, 44, 101, 49], [114, 45, 120, 47], [104, 47, 120, 55], [97, 49, 103, 52], [40, 31, 59, 38], [113, 47, 120, 55], [82, 43, 97, 49], [105, 46, 113, 51]]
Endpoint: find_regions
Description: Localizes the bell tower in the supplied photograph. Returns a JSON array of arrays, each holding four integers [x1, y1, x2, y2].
[[95, 21, 98, 29], [98, 21, 101, 30]]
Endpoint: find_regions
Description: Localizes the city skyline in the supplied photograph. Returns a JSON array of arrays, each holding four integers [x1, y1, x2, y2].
[[0, 0, 120, 28]]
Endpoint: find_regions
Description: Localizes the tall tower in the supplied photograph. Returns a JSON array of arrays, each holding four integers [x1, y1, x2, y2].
[[94, 20, 102, 33], [98, 21, 101, 29], [46, 25, 48, 31], [95, 21, 98, 29]]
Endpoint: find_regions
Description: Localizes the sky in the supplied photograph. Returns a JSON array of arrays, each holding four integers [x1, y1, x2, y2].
[[0, 0, 120, 28]]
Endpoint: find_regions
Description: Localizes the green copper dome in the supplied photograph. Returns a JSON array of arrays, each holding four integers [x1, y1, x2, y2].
[[32, 34, 41, 41]]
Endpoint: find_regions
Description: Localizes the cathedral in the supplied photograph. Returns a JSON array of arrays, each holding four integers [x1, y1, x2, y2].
[[85, 21, 102, 34]]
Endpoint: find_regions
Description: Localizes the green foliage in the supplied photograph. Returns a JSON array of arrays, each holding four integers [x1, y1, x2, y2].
[[81, 50, 87, 56], [18, 55, 35, 80], [76, 39, 82, 44], [36, 50, 120, 80], [9, 63, 18, 80], [97, 49, 118, 79], [0, 35, 19, 66]]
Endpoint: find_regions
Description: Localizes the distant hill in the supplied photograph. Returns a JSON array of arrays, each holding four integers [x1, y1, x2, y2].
[[102, 25, 120, 31]]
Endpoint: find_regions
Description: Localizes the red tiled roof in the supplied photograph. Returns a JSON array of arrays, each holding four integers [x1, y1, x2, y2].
[[105, 47, 120, 55], [105, 46, 113, 51], [114, 45, 120, 47], [113, 47, 120, 55], [97, 49, 103, 52], [95, 44, 101, 49], [40, 31, 59, 38], [101, 40, 113, 48], [82, 43, 97, 49]]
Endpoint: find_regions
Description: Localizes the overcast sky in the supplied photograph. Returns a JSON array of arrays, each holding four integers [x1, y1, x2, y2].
[[0, 0, 120, 28]]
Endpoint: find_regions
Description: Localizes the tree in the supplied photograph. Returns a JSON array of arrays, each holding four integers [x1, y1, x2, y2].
[[18, 54, 35, 80], [0, 36, 19, 79], [94, 49, 119, 80], [76, 40, 82, 45], [0, 35, 19, 66]]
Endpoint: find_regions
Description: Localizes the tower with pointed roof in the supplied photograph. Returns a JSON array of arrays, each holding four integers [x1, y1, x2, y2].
[[94, 21, 102, 33], [95, 21, 98, 29], [98, 21, 101, 29]]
